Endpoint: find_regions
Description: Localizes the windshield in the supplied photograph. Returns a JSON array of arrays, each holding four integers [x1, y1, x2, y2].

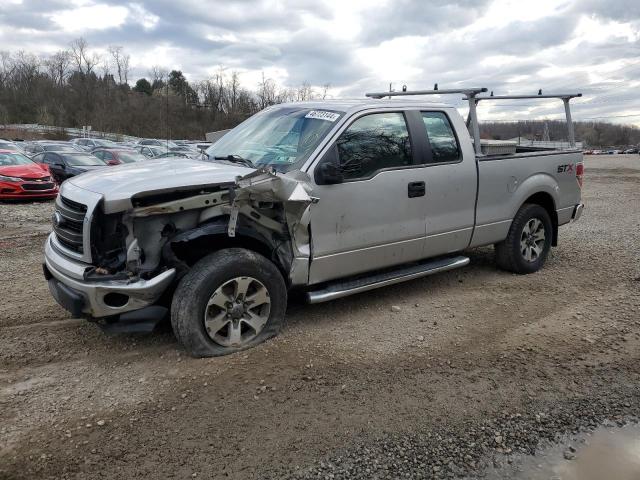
[[118, 151, 147, 163], [43, 144, 75, 152], [149, 146, 169, 155], [63, 154, 107, 166], [0, 152, 35, 166], [205, 107, 344, 171]]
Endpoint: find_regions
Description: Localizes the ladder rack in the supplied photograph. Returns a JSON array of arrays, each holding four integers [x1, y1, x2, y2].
[[365, 87, 582, 153]]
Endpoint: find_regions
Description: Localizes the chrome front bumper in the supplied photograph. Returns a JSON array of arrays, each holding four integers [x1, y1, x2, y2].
[[44, 234, 176, 318]]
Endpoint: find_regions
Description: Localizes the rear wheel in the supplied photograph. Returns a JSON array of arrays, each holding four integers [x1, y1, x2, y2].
[[171, 248, 287, 357], [495, 203, 553, 274]]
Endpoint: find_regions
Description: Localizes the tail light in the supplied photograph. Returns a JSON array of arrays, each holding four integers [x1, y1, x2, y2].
[[576, 163, 584, 188]]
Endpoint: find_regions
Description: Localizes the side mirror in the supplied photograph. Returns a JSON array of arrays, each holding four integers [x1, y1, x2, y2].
[[54, 163, 65, 169], [315, 146, 343, 185]]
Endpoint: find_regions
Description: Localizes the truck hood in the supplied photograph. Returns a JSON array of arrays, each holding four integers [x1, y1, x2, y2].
[[67, 159, 254, 213]]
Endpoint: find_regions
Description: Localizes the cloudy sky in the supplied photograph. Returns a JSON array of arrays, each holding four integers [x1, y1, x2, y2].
[[1, 0, 639, 124]]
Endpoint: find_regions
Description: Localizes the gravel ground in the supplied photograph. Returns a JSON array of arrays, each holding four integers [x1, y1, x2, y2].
[[0, 154, 639, 479]]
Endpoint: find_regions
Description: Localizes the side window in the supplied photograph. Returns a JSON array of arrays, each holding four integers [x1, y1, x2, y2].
[[32, 153, 45, 163], [336, 112, 412, 181], [43, 153, 59, 165], [93, 150, 104, 160], [102, 151, 113, 160], [421, 112, 460, 163]]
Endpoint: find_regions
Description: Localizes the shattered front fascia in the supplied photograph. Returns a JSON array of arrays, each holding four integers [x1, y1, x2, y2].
[[127, 168, 316, 284]]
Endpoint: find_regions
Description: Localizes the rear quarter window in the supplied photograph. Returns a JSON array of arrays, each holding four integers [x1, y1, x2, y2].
[[421, 112, 461, 164]]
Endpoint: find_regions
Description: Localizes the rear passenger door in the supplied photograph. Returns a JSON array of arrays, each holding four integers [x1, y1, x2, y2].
[[416, 110, 477, 257]]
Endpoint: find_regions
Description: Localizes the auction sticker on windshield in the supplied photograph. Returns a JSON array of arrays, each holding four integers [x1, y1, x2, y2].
[[305, 110, 340, 122]]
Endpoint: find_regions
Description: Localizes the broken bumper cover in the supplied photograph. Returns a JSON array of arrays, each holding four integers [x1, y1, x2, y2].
[[44, 233, 176, 318]]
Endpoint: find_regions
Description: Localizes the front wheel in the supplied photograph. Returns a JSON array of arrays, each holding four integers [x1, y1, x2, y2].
[[171, 248, 287, 357], [495, 203, 553, 274]]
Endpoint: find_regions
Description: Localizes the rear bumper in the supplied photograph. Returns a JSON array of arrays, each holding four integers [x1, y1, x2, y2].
[[572, 203, 584, 222], [44, 233, 176, 318]]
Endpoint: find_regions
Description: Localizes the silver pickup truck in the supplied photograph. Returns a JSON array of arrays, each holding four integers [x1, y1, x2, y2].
[[44, 88, 584, 356]]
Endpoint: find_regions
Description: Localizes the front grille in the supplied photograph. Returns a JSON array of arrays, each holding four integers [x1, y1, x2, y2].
[[22, 182, 55, 191], [60, 196, 87, 213], [19, 176, 50, 182], [53, 196, 87, 254]]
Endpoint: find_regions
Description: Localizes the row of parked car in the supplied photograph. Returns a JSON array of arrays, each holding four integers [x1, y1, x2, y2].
[[0, 137, 211, 200], [584, 148, 638, 155]]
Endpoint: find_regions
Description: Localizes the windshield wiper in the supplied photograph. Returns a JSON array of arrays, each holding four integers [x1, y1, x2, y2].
[[213, 154, 255, 168]]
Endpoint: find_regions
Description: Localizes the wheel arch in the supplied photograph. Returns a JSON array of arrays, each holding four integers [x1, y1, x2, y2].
[[164, 217, 292, 282], [520, 191, 558, 246]]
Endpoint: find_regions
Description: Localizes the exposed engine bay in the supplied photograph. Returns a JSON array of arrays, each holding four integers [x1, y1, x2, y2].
[[88, 168, 316, 286]]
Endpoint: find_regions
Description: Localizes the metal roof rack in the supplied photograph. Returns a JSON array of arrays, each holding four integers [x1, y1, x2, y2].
[[475, 91, 582, 148], [365, 85, 582, 154]]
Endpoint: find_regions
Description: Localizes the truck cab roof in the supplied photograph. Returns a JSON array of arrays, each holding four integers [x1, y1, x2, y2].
[[273, 99, 451, 115]]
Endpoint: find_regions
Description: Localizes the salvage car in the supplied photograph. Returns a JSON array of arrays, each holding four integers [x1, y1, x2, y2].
[[137, 145, 170, 158], [92, 148, 148, 165], [23, 141, 77, 156], [70, 138, 118, 151], [0, 140, 26, 153], [32, 151, 108, 184], [0, 150, 58, 200], [43, 89, 584, 357]]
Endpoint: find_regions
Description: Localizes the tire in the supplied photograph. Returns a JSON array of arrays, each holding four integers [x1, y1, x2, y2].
[[171, 248, 287, 357], [495, 203, 553, 274]]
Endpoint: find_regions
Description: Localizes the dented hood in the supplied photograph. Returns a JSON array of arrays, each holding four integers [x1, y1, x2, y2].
[[67, 159, 253, 212]]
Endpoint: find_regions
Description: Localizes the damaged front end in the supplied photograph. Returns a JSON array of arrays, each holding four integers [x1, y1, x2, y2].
[[45, 167, 316, 331], [111, 168, 316, 288]]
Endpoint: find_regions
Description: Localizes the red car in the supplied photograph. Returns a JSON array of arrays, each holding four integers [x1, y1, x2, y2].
[[91, 148, 148, 165], [0, 150, 58, 200]]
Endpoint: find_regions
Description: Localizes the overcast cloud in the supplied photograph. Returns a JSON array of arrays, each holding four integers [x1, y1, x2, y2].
[[0, 0, 639, 123]]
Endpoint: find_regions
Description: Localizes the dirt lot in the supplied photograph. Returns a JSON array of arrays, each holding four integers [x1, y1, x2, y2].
[[1, 155, 639, 479]]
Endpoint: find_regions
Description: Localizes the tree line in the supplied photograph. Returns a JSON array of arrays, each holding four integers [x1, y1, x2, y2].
[[480, 120, 640, 147], [0, 39, 329, 139], [1, 39, 638, 145]]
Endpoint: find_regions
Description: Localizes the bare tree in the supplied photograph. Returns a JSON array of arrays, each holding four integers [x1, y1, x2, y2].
[[320, 83, 331, 100], [108, 46, 130, 84], [295, 81, 314, 101], [70, 38, 100, 75], [257, 72, 278, 109], [0, 51, 16, 89], [149, 65, 168, 87], [44, 50, 71, 86], [121, 53, 130, 84]]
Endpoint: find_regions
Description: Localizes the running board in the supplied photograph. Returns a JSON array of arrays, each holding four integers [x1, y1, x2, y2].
[[306, 255, 470, 304]]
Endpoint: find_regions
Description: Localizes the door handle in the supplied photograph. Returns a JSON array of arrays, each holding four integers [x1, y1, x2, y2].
[[408, 181, 425, 198]]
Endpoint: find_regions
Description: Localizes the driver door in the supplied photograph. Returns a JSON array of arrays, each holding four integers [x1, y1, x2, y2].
[[308, 111, 427, 284]]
